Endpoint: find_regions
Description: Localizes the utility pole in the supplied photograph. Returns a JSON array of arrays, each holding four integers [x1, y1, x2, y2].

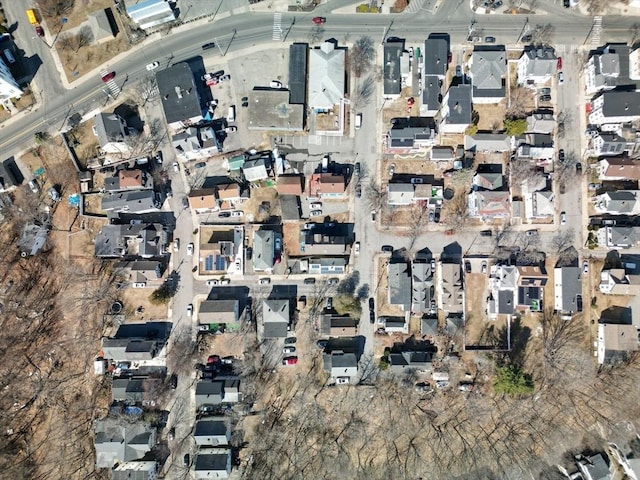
[[518, 17, 529, 43], [380, 20, 393, 45], [282, 18, 295, 43]]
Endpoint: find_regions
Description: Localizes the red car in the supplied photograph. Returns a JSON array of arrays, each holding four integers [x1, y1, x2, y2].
[[101, 71, 116, 82], [35, 26, 44, 37], [312, 17, 326, 25], [557, 57, 562, 70], [207, 355, 221, 364], [282, 356, 298, 366]]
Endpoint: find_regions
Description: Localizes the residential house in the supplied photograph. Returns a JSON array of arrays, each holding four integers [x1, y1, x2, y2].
[[280, 195, 301, 221], [200, 235, 239, 274], [125, 0, 175, 31], [386, 117, 438, 151], [424, 35, 449, 78], [585, 45, 621, 94], [321, 314, 359, 337], [102, 338, 159, 362], [105, 169, 153, 192], [597, 322, 639, 364], [387, 183, 415, 206], [309, 41, 346, 110], [575, 453, 613, 480], [196, 378, 241, 407], [440, 262, 463, 313], [0, 157, 23, 191], [307, 256, 348, 275], [94, 223, 167, 258], [589, 90, 640, 125], [431, 146, 455, 161], [473, 169, 503, 191], [469, 47, 507, 103], [516, 133, 555, 160], [94, 112, 132, 155], [598, 157, 640, 180], [323, 351, 358, 378], [600, 226, 640, 249], [111, 377, 163, 405], [420, 75, 443, 116], [388, 262, 412, 311], [242, 158, 270, 183], [18, 222, 50, 257], [277, 175, 304, 196], [389, 350, 434, 373], [528, 190, 555, 218], [592, 133, 628, 156], [101, 190, 157, 214], [525, 112, 555, 134], [517, 47, 557, 86], [193, 418, 231, 447], [114, 260, 164, 288], [262, 299, 290, 338], [302, 230, 349, 256], [111, 461, 158, 480], [412, 261, 434, 313], [0, 57, 23, 102], [516, 265, 547, 312], [464, 133, 512, 152], [440, 84, 472, 134], [156, 62, 203, 131], [488, 265, 547, 316], [171, 126, 221, 159], [380, 316, 409, 334], [253, 229, 275, 271], [554, 266, 582, 314], [421, 317, 438, 336], [309, 173, 347, 198], [194, 448, 232, 480], [599, 267, 640, 295], [468, 191, 510, 218], [383, 39, 404, 98], [87, 8, 116, 43], [94, 418, 156, 468], [199, 300, 242, 326], [595, 190, 640, 215], [216, 183, 245, 211], [414, 183, 443, 206]]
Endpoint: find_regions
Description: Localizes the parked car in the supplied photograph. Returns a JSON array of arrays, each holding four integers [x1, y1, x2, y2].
[[231, 210, 244, 217], [225, 126, 237, 133], [480, 229, 492, 237], [317, 339, 328, 349], [173, 162, 180, 173], [146, 61, 159, 71], [187, 243, 194, 255], [218, 74, 231, 83], [583, 261, 589, 274], [168, 374, 178, 389], [202, 42, 216, 50], [304, 277, 316, 285], [259, 278, 270, 285], [310, 210, 323, 217], [48, 187, 60, 202], [194, 161, 206, 169], [484, 36, 496, 43], [429, 210, 435, 222], [576, 162, 582, 173], [270, 80, 283, 88], [539, 87, 551, 95], [35, 26, 44, 37], [520, 34, 532, 42], [560, 211, 567, 225], [355, 184, 362, 198], [558, 71, 564, 84], [282, 356, 298, 366], [101, 71, 115, 82], [354, 162, 361, 176], [388, 163, 395, 175], [410, 178, 424, 184], [525, 229, 538, 237], [310, 202, 322, 210], [275, 237, 282, 251], [28, 179, 39, 193], [328, 278, 339, 285], [219, 211, 231, 218], [173, 239, 180, 252], [371, 210, 376, 222], [354, 242, 360, 255], [492, 0, 503, 7], [336, 377, 349, 385], [481, 261, 488, 274], [455, 65, 462, 77], [326, 297, 333, 309], [183, 454, 190, 466], [539, 94, 551, 102], [283, 346, 296, 354], [182, 196, 189, 209], [465, 261, 471, 274], [368, 297, 375, 312], [557, 57, 563, 70], [206, 279, 219, 286], [284, 337, 297, 344], [155, 151, 163, 164], [312, 16, 326, 24], [207, 355, 221, 364], [186, 304, 193, 317]]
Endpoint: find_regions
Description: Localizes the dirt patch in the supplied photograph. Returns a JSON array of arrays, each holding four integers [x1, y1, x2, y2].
[[119, 286, 168, 321], [382, 88, 414, 124], [463, 272, 490, 345], [475, 103, 507, 132], [67, 121, 100, 165], [241, 187, 279, 221], [282, 223, 303, 256]]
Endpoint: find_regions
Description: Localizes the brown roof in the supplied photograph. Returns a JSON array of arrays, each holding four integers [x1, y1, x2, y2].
[[317, 173, 346, 193], [119, 169, 144, 188], [217, 183, 241, 200], [602, 158, 640, 179], [277, 175, 304, 195], [188, 189, 217, 210]]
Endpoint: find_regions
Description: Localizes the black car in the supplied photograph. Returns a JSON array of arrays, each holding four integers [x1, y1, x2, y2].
[[368, 297, 375, 311], [202, 42, 216, 50], [539, 94, 551, 102], [563, 0, 570, 6], [480, 229, 492, 237], [355, 183, 362, 198], [484, 36, 496, 43], [576, 162, 582, 173], [304, 277, 316, 285], [354, 162, 361, 176], [155, 151, 163, 164], [211, 69, 225, 78], [369, 310, 376, 324], [168, 373, 178, 389], [241, 96, 248, 102], [558, 149, 565, 162], [194, 161, 206, 169], [219, 211, 231, 218], [465, 261, 471, 274], [284, 337, 297, 344], [183, 454, 190, 466], [434, 210, 441, 223], [245, 247, 252, 259], [520, 34, 532, 42], [317, 339, 328, 349], [381, 245, 393, 253]]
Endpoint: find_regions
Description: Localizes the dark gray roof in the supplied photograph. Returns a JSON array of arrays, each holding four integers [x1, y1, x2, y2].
[[94, 112, 127, 147], [605, 190, 638, 213], [195, 449, 231, 473], [601, 90, 640, 118], [609, 226, 640, 246], [194, 419, 228, 440], [424, 35, 448, 77], [280, 194, 301, 221], [520, 46, 556, 78], [253, 229, 275, 271], [288, 43, 308, 105], [445, 84, 472, 125], [597, 133, 627, 155], [262, 299, 290, 338], [18, 222, 49, 256], [0, 157, 22, 189], [389, 350, 434, 372], [422, 75, 442, 112], [471, 48, 506, 92], [498, 290, 515, 314], [388, 262, 412, 308], [412, 262, 433, 312], [388, 117, 437, 148], [94, 418, 154, 468], [384, 40, 404, 95], [101, 189, 156, 213], [196, 380, 224, 405], [111, 462, 157, 480], [557, 266, 582, 313], [155, 62, 202, 125], [421, 317, 438, 335]]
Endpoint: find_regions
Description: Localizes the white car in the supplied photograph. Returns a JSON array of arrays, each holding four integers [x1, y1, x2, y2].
[[560, 211, 567, 225], [231, 210, 244, 217], [283, 346, 296, 354], [206, 279, 219, 287], [173, 239, 180, 252], [310, 210, 323, 217], [172, 162, 179, 173], [583, 261, 589, 274], [371, 210, 376, 222], [220, 278, 231, 285], [354, 242, 360, 255], [186, 304, 193, 317], [336, 377, 350, 385], [270, 80, 283, 88], [187, 243, 194, 256], [259, 278, 270, 285], [310, 202, 322, 209], [146, 61, 159, 71]]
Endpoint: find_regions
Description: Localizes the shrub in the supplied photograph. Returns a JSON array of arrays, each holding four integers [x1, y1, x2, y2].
[[150, 285, 172, 305], [493, 364, 534, 395], [465, 124, 478, 135], [504, 118, 527, 136]]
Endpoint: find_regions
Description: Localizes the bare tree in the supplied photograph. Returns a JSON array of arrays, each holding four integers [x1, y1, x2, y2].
[[506, 86, 534, 119], [350, 36, 375, 78], [442, 190, 469, 231], [309, 26, 325, 44], [35, 0, 75, 19], [630, 23, 640, 46], [137, 75, 159, 107], [74, 26, 93, 51], [583, 0, 604, 15], [509, 157, 536, 186], [550, 228, 575, 254], [531, 23, 555, 46], [352, 74, 375, 109], [365, 179, 387, 211]]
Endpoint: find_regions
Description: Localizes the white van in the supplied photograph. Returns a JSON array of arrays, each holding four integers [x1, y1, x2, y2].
[[355, 113, 362, 130], [227, 105, 236, 122]]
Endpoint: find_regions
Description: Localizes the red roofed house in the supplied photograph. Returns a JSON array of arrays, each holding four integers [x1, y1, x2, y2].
[[277, 175, 304, 196], [309, 173, 347, 198]]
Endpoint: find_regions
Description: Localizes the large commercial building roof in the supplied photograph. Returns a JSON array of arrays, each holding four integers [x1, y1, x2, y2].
[[156, 62, 203, 128]]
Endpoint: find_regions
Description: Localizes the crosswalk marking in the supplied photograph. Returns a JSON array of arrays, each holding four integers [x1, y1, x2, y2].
[[272, 13, 282, 41], [100, 70, 121, 98], [591, 16, 602, 46]]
